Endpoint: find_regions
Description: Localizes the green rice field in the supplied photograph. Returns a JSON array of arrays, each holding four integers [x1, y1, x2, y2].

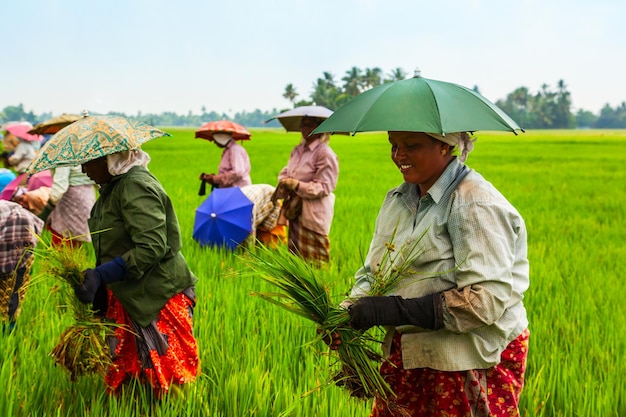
[[1, 128, 625, 416]]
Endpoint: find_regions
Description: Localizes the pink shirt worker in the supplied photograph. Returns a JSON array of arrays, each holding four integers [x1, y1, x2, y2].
[[277, 116, 339, 263], [200, 133, 251, 188]]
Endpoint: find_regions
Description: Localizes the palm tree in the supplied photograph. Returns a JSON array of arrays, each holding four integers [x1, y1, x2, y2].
[[363, 67, 382, 89], [311, 73, 341, 110], [384, 67, 407, 83], [283, 84, 299, 107], [342, 67, 363, 97], [555, 79, 575, 128]]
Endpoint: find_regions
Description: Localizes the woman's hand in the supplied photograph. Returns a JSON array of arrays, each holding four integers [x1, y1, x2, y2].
[[199, 173, 215, 184], [317, 327, 342, 350], [279, 178, 299, 192]]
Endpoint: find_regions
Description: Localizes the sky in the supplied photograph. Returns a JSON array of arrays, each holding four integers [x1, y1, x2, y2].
[[2, 0, 625, 118]]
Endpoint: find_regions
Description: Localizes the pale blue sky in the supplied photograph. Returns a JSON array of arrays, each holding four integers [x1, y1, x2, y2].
[[2, 0, 624, 117]]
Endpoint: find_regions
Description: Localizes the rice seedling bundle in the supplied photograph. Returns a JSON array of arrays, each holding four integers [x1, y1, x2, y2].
[[244, 230, 429, 401], [37, 237, 118, 382]]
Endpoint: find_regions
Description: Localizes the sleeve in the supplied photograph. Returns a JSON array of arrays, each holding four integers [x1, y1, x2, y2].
[[295, 148, 338, 199], [213, 145, 250, 187], [48, 167, 71, 204], [442, 201, 521, 333], [277, 165, 288, 182], [118, 179, 169, 280]]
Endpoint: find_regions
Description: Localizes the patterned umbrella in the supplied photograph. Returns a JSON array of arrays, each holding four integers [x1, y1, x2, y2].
[[29, 113, 83, 135], [27, 115, 170, 173], [195, 120, 251, 141]]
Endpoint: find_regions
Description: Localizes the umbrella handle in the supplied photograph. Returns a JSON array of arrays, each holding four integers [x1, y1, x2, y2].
[[199, 180, 207, 196]]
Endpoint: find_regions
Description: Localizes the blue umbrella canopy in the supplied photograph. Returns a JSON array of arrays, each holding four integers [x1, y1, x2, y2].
[[193, 187, 254, 251]]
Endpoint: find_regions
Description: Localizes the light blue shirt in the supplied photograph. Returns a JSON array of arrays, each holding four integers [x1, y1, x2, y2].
[[351, 158, 529, 371]]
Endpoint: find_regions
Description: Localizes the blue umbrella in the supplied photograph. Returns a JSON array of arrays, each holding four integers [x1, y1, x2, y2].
[[193, 187, 254, 251]]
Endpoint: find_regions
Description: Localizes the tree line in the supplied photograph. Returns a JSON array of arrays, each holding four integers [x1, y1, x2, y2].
[[2, 67, 625, 129]]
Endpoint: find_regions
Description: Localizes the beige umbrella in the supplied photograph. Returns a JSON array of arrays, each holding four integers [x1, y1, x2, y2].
[[29, 113, 84, 135], [265, 105, 333, 132]]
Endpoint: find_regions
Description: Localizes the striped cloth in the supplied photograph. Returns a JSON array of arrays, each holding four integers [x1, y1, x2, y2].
[[287, 218, 330, 263], [240, 184, 281, 233]]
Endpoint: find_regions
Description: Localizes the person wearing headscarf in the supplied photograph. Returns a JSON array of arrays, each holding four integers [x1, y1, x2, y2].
[[276, 116, 339, 264], [75, 149, 200, 397], [12, 186, 51, 215], [337, 131, 529, 416], [199, 132, 251, 189], [0, 200, 44, 333]]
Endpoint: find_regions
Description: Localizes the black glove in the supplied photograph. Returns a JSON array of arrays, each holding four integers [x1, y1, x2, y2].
[[74, 257, 128, 304], [348, 294, 444, 331], [37, 202, 55, 221]]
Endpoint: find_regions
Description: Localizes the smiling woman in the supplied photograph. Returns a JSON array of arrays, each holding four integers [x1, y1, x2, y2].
[[342, 129, 530, 417], [388, 131, 455, 195]]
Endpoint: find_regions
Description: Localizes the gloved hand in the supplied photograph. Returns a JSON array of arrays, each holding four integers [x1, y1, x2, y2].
[[279, 178, 299, 192], [348, 294, 444, 331], [74, 257, 128, 304], [38, 202, 56, 221]]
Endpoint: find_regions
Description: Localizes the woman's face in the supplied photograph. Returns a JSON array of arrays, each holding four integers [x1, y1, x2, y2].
[[388, 131, 452, 194], [82, 156, 112, 185], [300, 117, 323, 142]]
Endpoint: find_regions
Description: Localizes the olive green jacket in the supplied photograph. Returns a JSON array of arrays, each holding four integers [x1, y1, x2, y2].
[[89, 166, 197, 326]]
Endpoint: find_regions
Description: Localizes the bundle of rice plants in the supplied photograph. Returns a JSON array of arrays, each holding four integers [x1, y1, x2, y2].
[[35, 236, 119, 382], [244, 229, 431, 400]]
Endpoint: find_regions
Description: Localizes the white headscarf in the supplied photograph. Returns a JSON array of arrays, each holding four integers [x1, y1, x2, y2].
[[106, 149, 151, 176], [213, 132, 233, 146], [426, 132, 476, 162]]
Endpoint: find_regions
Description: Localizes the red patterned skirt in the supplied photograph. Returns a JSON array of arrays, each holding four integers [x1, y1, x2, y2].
[[104, 287, 200, 397], [371, 329, 530, 417]]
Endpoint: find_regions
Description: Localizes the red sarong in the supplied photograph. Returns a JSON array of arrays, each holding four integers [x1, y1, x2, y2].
[[105, 289, 200, 397], [372, 329, 530, 417]]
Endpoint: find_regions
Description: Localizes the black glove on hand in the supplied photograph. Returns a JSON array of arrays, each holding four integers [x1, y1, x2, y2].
[[74, 257, 128, 304], [37, 202, 55, 221], [75, 269, 102, 304], [348, 294, 444, 331]]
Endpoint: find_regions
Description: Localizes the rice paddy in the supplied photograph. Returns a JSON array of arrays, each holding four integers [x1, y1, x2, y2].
[[1, 128, 624, 416]]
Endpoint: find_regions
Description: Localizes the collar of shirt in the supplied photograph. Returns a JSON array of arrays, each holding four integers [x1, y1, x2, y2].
[[393, 158, 467, 204], [296, 137, 323, 154]]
